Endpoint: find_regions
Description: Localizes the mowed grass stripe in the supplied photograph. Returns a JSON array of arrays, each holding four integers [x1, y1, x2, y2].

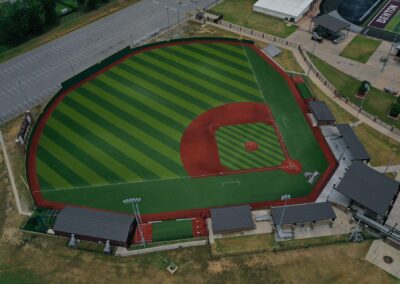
[[36, 159, 71, 189], [68, 93, 182, 167], [151, 49, 260, 99], [206, 43, 250, 61], [47, 117, 139, 181], [229, 125, 286, 161], [190, 44, 249, 66], [123, 57, 224, 107], [90, 80, 185, 131], [159, 47, 258, 89], [95, 74, 190, 127], [72, 88, 180, 151], [217, 129, 279, 165], [182, 45, 252, 73], [61, 97, 182, 176], [209, 43, 245, 55], [108, 67, 201, 117], [129, 53, 249, 104], [52, 109, 155, 180], [233, 123, 281, 146], [39, 135, 108, 185], [41, 125, 125, 183], [37, 146, 90, 186], [119, 60, 218, 110], [174, 45, 255, 81], [229, 124, 283, 150], [37, 173, 55, 191], [79, 85, 182, 143], [218, 150, 247, 170], [216, 138, 257, 168]]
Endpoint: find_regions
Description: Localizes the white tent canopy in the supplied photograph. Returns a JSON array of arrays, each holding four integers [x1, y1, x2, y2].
[[254, 0, 314, 22]]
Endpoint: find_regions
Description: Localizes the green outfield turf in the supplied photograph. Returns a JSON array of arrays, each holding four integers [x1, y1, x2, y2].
[[296, 83, 314, 99], [152, 220, 193, 242], [31, 40, 329, 215], [385, 12, 400, 32], [216, 123, 285, 170]]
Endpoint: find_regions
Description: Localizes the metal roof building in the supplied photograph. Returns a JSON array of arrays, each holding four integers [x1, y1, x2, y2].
[[337, 124, 371, 162], [312, 14, 351, 33], [308, 101, 336, 125], [53, 207, 136, 247], [336, 161, 399, 217], [254, 0, 314, 22], [211, 205, 255, 234], [271, 202, 336, 226]]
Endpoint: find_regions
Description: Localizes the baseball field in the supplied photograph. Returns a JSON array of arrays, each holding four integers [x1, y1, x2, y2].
[[26, 38, 336, 220]]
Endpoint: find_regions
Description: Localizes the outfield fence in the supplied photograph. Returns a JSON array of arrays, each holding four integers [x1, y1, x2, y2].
[[209, 19, 400, 137]]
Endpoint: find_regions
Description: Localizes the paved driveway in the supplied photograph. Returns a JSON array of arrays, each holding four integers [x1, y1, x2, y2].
[[0, 0, 215, 123]]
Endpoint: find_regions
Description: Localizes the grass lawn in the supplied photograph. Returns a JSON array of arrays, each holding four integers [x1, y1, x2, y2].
[[211, 0, 297, 38], [354, 123, 400, 166], [308, 52, 399, 129], [340, 35, 381, 63], [273, 48, 304, 73], [211, 234, 274, 256], [0, 0, 139, 64], [151, 220, 193, 242]]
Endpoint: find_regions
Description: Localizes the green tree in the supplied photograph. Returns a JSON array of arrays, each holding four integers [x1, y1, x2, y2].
[[86, 0, 99, 10], [0, 0, 45, 44], [41, 0, 58, 25]]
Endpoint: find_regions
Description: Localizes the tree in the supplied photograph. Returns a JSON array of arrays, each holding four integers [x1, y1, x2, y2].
[[85, 0, 99, 10], [0, 0, 45, 44], [41, 0, 58, 25]]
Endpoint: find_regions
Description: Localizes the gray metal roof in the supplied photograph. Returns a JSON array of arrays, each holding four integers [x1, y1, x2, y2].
[[263, 44, 282, 58], [211, 205, 254, 233], [271, 202, 336, 226], [313, 14, 350, 33], [53, 207, 134, 243], [308, 101, 335, 122], [337, 124, 371, 161], [336, 161, 399, 216]]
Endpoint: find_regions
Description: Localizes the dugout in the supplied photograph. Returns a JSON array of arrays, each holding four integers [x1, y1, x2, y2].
[[336, 161, 400, 224], [337, 124, 371, 162], [210, 205, 255, 234], [53, 207, 136, 247], [271, 202, 336, 231], [308, 101, 336, 125]]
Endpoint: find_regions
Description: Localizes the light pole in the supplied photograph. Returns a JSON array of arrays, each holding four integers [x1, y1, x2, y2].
[[165, 6, 170, 29], [122, 197, 146, 247], [381, 32, 399, 72], [384, 147, 398, 174], [357, 90, 369, 117], [277, 194, 291, 236]]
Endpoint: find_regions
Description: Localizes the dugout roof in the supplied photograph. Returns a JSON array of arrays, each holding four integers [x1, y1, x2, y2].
[[271, 202, 336, 226], [336, 161, 399, 216], [53, 207, 135, 244], [211, 205, 254, 234], [308, 101, 335, 122], [337, 124, 370, 161], [313, 14, 350, 33]]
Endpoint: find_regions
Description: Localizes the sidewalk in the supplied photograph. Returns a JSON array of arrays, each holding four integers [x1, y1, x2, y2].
[[288, 29, 400, 90]]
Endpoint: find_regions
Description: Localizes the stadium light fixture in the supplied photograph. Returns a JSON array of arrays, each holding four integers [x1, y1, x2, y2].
[[277, 194, 291, 237], [122, 197, 145, 247]]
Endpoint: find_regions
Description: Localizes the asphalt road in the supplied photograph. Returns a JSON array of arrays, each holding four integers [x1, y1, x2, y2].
[[0, 0, 216, 123]]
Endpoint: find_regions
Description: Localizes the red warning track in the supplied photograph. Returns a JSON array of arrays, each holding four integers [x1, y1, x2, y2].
[[180, 102, 301, 177]]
